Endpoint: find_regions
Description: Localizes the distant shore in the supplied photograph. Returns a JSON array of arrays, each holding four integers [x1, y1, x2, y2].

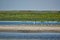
[[0, 25, 60, 33]]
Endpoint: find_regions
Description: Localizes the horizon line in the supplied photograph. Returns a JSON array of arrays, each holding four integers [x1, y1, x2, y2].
[[0, 9, 60, 11]]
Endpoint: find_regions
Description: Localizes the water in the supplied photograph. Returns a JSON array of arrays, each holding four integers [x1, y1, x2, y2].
[[0, 21, 60, 40], [0, 21, 60, 25], [0, 37, 60, 40], [0, 32, 60, 40]]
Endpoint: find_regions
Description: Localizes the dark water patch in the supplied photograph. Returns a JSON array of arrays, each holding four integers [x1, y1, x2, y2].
[[0, 39, 60, 40]]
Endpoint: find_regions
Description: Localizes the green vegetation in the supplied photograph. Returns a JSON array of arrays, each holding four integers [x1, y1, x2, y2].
[[0, 11, 60, 21]]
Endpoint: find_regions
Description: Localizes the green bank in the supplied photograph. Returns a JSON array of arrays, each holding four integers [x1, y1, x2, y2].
[[0, 11, 60, 21]]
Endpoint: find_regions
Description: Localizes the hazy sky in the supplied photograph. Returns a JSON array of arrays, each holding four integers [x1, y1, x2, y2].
[[0, 0, 60, 10]]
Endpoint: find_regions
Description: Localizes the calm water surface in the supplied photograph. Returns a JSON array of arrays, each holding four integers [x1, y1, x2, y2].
[[0, 21, 60, 40], [0, 21, 60, 25], [0, 32, 60, 40]]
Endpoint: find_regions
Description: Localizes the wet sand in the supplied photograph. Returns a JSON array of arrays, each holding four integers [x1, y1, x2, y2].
[[0, 25, 60, 32]]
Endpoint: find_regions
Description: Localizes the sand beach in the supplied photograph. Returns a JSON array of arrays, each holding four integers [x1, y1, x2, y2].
[[0, 25, 60, 32]]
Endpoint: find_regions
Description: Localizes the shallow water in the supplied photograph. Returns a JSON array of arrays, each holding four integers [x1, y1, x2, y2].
[[0, 21, 60, 25], [0, 21, 60, 40]]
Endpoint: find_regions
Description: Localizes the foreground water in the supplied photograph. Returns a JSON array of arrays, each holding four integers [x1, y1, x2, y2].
[[0, 39, 60, 40], [0, 21, 60, 40], [0, 21, 60, 25], [0, 32, 60, 40]]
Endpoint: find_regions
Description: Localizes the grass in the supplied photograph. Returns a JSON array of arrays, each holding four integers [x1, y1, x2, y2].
[[0, 11, 60, 21]]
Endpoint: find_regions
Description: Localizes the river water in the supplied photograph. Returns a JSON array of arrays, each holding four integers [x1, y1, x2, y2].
[[0, 32, 60, 40], [0, 21, 60, 25], [0, 21, 60, 40]]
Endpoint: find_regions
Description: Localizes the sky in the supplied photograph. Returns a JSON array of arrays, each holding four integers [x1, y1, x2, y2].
[[0, 0, 60, 10]]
